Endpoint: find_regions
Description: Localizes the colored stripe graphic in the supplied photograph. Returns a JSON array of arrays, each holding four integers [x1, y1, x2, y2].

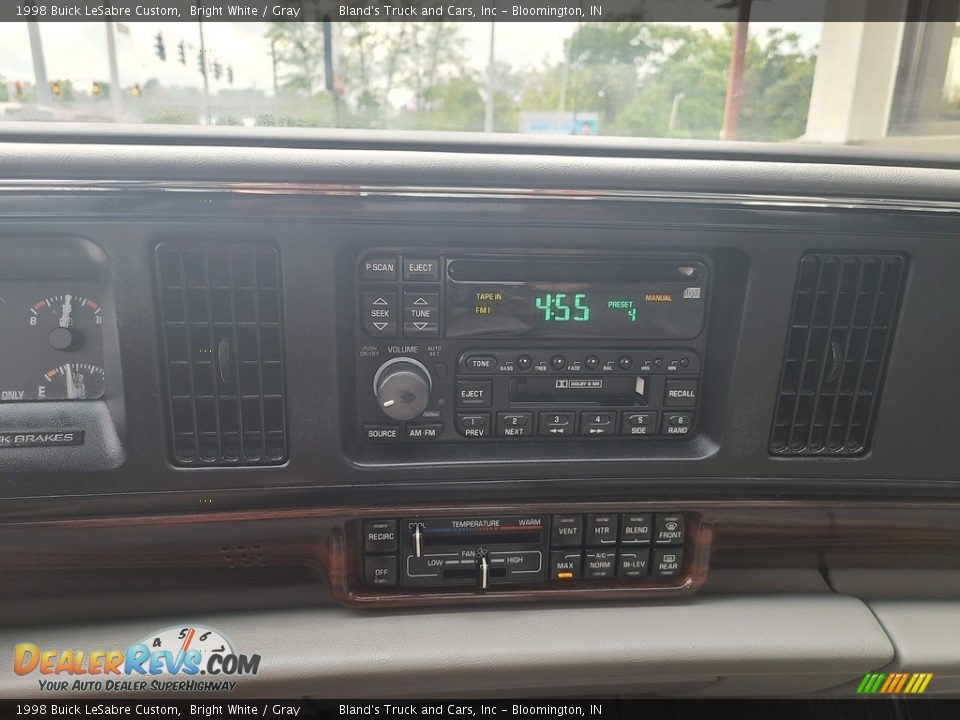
[[857, 672, 933, 694]]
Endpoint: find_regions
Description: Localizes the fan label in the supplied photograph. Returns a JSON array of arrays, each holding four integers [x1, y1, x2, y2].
[[0, 430, 84, 448]]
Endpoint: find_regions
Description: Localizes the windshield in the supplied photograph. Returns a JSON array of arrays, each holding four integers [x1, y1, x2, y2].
[[2, 14, 959, 154]]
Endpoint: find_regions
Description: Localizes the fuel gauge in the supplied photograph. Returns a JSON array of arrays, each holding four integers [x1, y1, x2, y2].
[[38, 363, 105, 400]]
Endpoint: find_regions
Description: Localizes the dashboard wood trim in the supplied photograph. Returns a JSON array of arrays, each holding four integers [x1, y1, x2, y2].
[[4, 500, 960, 607]]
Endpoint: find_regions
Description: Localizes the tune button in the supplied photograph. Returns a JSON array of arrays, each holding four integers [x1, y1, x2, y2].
[[584, 355, 600, 370], [550, 354, 567, 370], [516, 354, 533, 371], [617, 355, 633, 370]]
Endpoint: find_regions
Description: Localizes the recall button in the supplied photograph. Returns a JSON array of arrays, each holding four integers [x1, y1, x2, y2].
[[664, 379, 698, 408]]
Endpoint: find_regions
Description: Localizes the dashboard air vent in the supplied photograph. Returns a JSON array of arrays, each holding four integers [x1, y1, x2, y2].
[[156, 244, 287, 466], [770, 253, 905, 456]]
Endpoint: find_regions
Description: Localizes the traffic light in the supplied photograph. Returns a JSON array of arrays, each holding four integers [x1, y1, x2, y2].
[[197, 52, 206, 76], [177, 41, 186, 66], [50, 80, 62, 98], [154, 32, 166, 62], [130, 84, 142, 97], [227, 66, 234, 85], [213, 61, 222, 81], [13, 81, 23, 98], [91, 82, 101, 97]]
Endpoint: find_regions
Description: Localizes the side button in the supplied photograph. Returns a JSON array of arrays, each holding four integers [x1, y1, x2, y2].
[[621, 412, 658, 436]]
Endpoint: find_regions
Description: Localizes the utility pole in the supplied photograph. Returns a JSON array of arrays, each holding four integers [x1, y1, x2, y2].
[[323, 17, 339, 128], [270, 38, 279, 97], [27, 22, 52, 106], [484, 22, 496, 132], [668, 92, 685, 134], [197, 20, 211, 125], [720, 0, 751, 140], [105, 21, 123, 121]]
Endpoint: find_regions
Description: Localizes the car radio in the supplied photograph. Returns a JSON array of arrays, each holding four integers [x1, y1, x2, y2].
[[354, 249, 709, 444]]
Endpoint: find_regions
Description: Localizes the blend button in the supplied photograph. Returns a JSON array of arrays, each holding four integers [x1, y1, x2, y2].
[[619, 513, 652, 544]]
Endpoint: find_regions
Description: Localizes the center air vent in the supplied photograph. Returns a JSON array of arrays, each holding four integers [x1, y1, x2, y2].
[[770, 253, 905, 456], [156, 244, 287, 466]]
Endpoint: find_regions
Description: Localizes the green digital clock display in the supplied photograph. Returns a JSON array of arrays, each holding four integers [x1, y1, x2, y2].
[[533, 292, 591, 323]]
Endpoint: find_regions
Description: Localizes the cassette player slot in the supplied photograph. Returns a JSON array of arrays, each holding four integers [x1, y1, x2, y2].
[[511, 375, 642, 405]]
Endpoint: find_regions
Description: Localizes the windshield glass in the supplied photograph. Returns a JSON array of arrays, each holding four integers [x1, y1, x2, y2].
[[2, 14, 959, 154]]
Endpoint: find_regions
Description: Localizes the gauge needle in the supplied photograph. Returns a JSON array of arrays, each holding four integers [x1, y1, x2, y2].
[[60, 294, 72, 328], [65, 364, 76, 399]]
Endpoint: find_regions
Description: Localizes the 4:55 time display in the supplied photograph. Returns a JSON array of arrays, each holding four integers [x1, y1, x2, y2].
[[534, 292, 591, 323]]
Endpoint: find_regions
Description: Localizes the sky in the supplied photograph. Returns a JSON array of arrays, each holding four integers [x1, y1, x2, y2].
[[0, 20, 823, 98]]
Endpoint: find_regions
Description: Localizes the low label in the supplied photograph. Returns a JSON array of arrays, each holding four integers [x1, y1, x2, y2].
[[0, 430, 85, 449]]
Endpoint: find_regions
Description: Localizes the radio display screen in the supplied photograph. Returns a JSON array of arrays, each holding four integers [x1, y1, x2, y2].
[[444, 258, 707, 340]]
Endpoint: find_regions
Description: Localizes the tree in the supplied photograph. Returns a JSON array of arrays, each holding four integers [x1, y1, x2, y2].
[[403, 23, 466, 113], [265, 22, 326, 94]]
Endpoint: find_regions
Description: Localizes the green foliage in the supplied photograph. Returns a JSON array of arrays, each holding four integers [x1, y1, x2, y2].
[[255, 22, 818, 140], [141, 107, 199, 125]]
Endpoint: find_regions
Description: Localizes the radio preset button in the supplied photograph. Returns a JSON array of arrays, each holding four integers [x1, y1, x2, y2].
[[361, 256, 398, 281], [455, 412, 491, 438], [619, 513, 652, 544], [539, 411, 575, 437], [652, 548, 683, 578], [618, 549, 650, 578], [364, 556, 398, 586], [551, 515, 583, 546], [497, 412, 533, 438], [364, 519, 398, 553], [664, 413, 695, 436], [580, 411, 616, 436], [586, 514, 619, 546], [362, 290, 397, 337], [622, 412, 657, 436], [664, 379, 698, 408], [550, 354, 567, 370], [456, 380, 491, 407], [584, 550, 616, 579], [550, 550, 582, 580], [464, 355, 498, 372], [655, 514, 686, 545], [402, 257, 440, 281]]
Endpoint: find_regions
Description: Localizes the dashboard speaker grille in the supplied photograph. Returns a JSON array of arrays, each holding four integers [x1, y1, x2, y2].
[[770, 253, 905, 456], [156, 244, 287, 466]]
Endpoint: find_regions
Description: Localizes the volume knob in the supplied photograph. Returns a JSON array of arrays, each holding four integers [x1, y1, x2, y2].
[[373, 357, 432, 421]]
